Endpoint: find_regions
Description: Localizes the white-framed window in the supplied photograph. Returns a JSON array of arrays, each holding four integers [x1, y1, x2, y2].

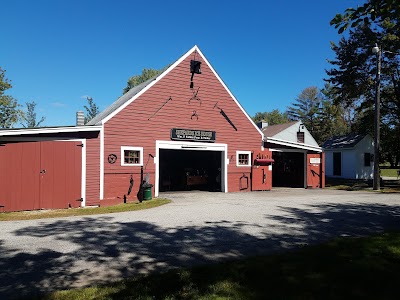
[[121, 146, 143, 166], [236, 151, 251, 167]]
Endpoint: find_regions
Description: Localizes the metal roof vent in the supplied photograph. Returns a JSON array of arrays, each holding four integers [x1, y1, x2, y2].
[[76, 111, 85, 126]]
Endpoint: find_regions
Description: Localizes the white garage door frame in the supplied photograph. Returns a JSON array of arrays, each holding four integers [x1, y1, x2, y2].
[[155, 140, 228, 197]]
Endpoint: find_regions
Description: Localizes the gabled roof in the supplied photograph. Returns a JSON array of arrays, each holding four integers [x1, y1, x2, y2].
[[85, 45, 263, 138], [322, 134, 366, 149], [262, 120, 321, 152], [86, 77, 156, 126], [262, 121, 298, 137]]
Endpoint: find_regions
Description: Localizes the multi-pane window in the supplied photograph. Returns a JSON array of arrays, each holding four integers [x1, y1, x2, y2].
[[121, 147, 143, 166], [236, 151, 251, 167], [297, 132, 305, 143]]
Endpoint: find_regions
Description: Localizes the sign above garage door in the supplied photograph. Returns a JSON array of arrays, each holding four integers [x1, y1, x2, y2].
[[171, 128, 216, 143]]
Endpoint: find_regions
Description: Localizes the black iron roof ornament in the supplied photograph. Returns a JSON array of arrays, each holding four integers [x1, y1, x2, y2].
[[190, 50, 202, 89]]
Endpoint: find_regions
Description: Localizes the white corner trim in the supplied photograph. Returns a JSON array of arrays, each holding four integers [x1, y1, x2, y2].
[[81, 138, 87, 207], [100, 126, 104, 200], [102, 46, 199, 125]]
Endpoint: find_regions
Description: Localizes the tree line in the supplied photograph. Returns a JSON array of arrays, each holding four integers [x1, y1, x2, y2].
[[253, 0, 399, 167], [1, 0, 398, 165]]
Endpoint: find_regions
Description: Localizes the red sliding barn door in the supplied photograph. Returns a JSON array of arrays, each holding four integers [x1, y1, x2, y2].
[[0, 141, 82, 212]]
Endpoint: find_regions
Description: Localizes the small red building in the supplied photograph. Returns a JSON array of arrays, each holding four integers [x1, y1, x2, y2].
[[0, 46, 269, 212]]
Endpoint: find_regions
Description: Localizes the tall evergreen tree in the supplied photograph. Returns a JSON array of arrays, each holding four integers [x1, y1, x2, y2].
[[253, 109, 289, 125]]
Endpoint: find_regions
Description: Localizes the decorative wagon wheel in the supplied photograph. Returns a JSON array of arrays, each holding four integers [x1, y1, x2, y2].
[[108, 154, 117, 164]]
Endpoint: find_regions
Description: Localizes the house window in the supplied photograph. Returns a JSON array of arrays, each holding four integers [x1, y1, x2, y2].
[[121, 146, 143, 166], [364, 153, 371, 167], [333, 152, 342, 176], [297, 132, 305, 143], [236, 151, 251, 167]]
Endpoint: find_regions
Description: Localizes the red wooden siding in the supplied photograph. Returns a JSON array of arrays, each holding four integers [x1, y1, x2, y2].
[[85, 135, 101, 206], [251, 149, 273, 191], [306, 152, 324, 188], [0, 141, 82, 212], [0, 142, 40, 211], [102, 49, 262, 200]]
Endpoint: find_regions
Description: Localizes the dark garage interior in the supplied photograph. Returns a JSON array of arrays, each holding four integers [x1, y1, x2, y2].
[[272, 151, 304, 188], [159, 149, 222, 192]]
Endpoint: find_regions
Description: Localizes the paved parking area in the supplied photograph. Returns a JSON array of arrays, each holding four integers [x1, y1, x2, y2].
[[1, 189, 400, 299]]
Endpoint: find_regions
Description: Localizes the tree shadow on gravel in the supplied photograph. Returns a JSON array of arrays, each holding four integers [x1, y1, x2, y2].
[[1, 201, 400, 299]]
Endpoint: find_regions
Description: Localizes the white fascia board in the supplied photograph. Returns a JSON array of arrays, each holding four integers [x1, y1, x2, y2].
[[266, 137, 322, 152], [102, 46, 199, 125], [0, 125, 101, 137], [194, 47, 264, 139]]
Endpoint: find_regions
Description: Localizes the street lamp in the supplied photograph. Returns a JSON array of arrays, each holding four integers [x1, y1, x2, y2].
[[372, 44, 381, 190]]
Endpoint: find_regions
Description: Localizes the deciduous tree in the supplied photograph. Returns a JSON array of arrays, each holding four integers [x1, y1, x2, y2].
[[0, 67, 23, 128], [21, 101, 45, 128]]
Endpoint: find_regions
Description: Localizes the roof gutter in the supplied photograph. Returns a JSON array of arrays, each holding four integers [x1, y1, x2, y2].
[[265, 137, 322, 152], [0, 125, 102, 137]]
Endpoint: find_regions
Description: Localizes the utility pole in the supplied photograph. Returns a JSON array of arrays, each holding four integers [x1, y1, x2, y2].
[[372, 44, 381, 190]]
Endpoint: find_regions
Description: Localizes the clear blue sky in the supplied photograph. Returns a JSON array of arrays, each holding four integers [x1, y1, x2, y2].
[[1, 0, 364, 127]]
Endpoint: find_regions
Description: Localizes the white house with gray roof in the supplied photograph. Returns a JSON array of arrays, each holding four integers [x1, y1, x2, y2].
[[322, 134, 374, 179]]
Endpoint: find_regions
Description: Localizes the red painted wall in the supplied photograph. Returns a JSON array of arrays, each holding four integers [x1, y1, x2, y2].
[[85, 134, 101, 206], [102, 49, 262, 201], [306, 152, 324, 188], [0, 141, 82, 212], [251, 149, 273, 191]]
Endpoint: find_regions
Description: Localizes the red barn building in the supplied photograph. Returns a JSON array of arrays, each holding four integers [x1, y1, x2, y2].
[[0, 46, 270, 212]]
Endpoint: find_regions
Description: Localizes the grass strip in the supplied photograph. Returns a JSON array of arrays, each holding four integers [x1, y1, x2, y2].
[[40, 231, 400, 300], [0, 198, 171, 221]]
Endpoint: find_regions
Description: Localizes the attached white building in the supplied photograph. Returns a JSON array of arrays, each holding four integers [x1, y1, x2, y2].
[[259, 120, 324, 188], [322, 134, 374, 179]]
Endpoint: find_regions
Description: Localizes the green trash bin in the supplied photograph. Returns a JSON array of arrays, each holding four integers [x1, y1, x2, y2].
[[143, 187, 152, 200]]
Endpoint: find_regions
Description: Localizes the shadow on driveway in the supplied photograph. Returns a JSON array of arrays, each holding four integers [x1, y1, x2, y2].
[[1, 201, 400, 299]]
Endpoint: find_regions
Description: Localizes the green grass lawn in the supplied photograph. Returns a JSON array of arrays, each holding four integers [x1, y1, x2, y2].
[[380, 168, 400, 178], [0, 198, 171, 221], [38, 231, 400, 300]]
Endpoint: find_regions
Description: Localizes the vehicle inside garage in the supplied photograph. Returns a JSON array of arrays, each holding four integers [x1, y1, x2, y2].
[[272, 151, 305, 188], [159, 149, 222, 192]]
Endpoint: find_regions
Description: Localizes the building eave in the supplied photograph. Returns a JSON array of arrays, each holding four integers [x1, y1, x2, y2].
[[0, 125, 102, 137], [265, 137, 322, 152]]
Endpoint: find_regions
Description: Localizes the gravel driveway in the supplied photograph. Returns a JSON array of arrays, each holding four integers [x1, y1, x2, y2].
[[1, 189, 400, 299]]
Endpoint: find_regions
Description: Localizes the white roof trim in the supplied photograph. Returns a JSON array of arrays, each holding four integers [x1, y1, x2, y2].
[[266, 137, 322, 152], [102, 46, 199, 125], [101, 46, 264, 139], [194, 47, 263, 138], [0, 125, 101, 137]]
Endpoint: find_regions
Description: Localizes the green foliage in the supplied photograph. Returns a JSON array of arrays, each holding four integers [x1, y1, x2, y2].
[[328, 2, 400, 165], [123, 67, 166, 94], [84, 97, 100, 124], [0, 67, 23, 128], [252, 109, 289, 125], [331, 0, 399, 35], [285, 86, 351, 145], [21, 101, 45, 128]]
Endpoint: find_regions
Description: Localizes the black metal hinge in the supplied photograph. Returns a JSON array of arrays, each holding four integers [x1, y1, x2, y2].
[[77, 144, 84, 147]]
